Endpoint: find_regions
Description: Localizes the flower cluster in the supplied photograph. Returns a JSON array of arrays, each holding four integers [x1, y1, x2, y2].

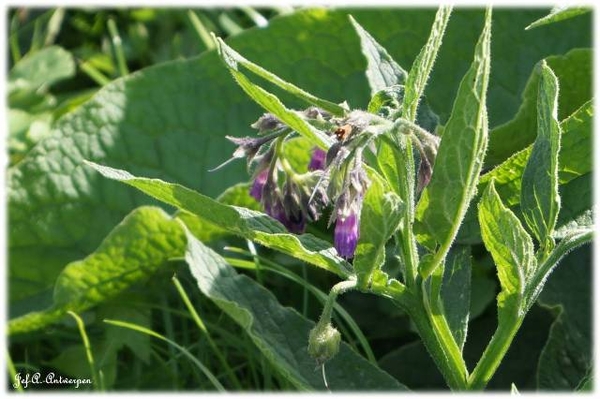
[[221, 107, 372, 259]]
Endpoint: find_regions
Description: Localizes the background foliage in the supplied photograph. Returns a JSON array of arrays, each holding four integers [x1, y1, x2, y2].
[[7, 6, 592, 391]]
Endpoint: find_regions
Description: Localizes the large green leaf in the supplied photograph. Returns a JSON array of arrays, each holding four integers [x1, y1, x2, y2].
[[415, 8, 491, 275], [520, 61, 561, 246], [86, 162, 352, 278], [8, 206, 185, 335], [8, 7, 590, 317], [184, 229, 407, 391], [536, 245, 592, 390]]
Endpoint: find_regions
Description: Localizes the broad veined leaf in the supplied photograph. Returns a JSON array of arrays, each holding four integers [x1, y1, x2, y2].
[[184, 229, 407, 391], [521, 61, 561, 246], [525, 6, 591, 30], [536, 245, 592, 390], [8, 206, 186, 335], [401, 5, 452, 122], [478, 181, 534, 324], [415, 8, 491, 276], [349, 15, 407, 95], [86, 161, 352, 278], [8, 8, 590, 311], [485, 48, 591, 167], [353, 173, 403, 290]]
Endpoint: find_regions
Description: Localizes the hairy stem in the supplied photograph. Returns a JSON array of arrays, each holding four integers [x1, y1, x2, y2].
[[468, 316, 524, 390], [317, 279, 358, 328]]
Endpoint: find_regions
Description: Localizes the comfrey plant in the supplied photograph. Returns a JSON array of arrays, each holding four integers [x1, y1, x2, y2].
[[85, 6, 592, 391]]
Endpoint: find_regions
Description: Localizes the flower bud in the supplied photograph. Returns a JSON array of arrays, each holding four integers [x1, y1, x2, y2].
[[250, 169, 269, 201], [308, 147, 327, 171], [334, 212, 360, 259], [308, 323, 341, 366], [251, 113, 284, 133], [303, 107, 331, 120], [416, 154, 433, 194], [226, 135, 275, 162]]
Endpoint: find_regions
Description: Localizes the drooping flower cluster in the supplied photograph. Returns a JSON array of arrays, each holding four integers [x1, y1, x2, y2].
[[220, 107, 373, 259]]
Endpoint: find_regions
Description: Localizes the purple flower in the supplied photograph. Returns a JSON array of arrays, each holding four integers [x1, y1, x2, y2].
[[266, 197, 306, 234], [250, 169, 269, 201], [308, 147, 327, 171], [334, 213, 360, 259]]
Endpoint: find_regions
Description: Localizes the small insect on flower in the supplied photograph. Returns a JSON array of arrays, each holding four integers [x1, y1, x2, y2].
[[334, 124, 353, 142]]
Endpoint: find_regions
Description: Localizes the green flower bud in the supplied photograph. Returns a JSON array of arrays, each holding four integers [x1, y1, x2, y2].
[[308, 323, 341, 366]]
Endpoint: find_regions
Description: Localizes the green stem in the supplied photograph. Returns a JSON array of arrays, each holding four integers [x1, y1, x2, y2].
[[171, 275, 242, 389], [420, 281, 468, 390], [187, 10, 216, 51], [406, 284, 467, 391], [317, 279, 358, 328], [380, 268, 468, 390], [67, 311, 104, 391], [468, 316, 524, 390], [107, 18, 129, 77], [6, 350, 23, 392], [9, 14, 21, 64]]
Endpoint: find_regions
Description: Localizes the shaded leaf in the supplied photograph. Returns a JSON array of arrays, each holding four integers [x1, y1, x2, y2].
[[8, 206, 186, 335], [379, 340, 445, 390], [47, 340, 117, 389], [184, 229, 407, 391], [536, 245, 592, 390], [554, 174, 593, 240]]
